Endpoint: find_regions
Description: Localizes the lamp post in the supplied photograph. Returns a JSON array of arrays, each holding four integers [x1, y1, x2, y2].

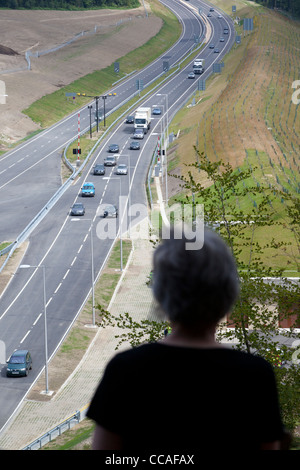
[[156, 93, 169, 204], [110, 178, 123, 271], [102, 95, 107, 127], [71, 219, 96, 327], [19, 264, 49, 395], [88, 105, 93, 138]]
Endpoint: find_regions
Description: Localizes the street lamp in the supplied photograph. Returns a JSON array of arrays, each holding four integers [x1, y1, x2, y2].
[[19, 264, 49, 395], [71, 218, 96, 327], [88, 105, 93, 138], [110, 178, 123, 271], [156, 93, 169, 204]]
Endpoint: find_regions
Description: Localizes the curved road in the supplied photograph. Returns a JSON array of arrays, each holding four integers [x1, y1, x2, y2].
[[0, 0, 235, 432]]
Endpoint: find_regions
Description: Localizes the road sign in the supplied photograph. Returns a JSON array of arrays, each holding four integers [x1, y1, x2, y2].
[[243, 18, 253, 31], [198, 79, 205, 91], [213, 63, 221, 73]]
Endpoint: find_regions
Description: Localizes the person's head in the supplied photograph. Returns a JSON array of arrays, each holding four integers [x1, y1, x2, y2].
[[152, 227, 239, 331]]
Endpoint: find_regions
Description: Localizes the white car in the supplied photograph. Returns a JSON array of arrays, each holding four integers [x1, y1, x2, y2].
[[116, 164, 128, 175]]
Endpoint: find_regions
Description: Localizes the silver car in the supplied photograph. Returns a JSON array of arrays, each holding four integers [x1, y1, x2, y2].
[[103, 204, 118, 218], [133, 129, 144, 139], [104, 155, 117, 166], [116, 164, 128, 175]]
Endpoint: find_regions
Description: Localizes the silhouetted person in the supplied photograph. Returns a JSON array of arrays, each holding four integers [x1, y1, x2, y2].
[[87, 228, 285, 451]]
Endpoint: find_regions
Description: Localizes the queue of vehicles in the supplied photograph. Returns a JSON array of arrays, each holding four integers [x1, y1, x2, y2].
[[6, 12, 233, 380]]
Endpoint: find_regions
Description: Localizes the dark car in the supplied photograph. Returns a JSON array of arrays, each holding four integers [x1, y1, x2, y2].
[[103, 204, 118, 218], [152, 107, 161, 115], [70, 202, 85, 216], [209, 44, 215, 49], [224, 29, 229, 34], [214, 48, 220, 53], [6, 350, 32, 377], [108, 144, 119, 153], [93, 164, 105, 175], [126, 115, 134, 124], [104, 155, 117, 166], [130, 141, 140, 150]]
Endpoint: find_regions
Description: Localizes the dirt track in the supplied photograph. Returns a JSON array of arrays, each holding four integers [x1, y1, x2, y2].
[[0, 5, 162, 148]]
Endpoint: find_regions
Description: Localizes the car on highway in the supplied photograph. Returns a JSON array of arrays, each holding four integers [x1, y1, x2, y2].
[[218, 14, 222, 18], [126, 115, 134, 124], [130, 141, 140, 150], [207, 13, 212, 17], [152, 107, 161, 115], [70, 202, 85, 216], [93, 164, 105, 175], [214, 48, 220, 53], [209, 44, 215, 49], [108, 144, 119, 153], [224, 28, 229, 34], [104, 155, 117, 166], [6, 350, 32, 377], [81, 182, 95, 197], [133, 129, 144, 139], [103, 204, 118, 218], [209, 7, 214, 11], [116, 164, 128, 175], [188, 72, 195, 79], [220, 37, 225, 42]]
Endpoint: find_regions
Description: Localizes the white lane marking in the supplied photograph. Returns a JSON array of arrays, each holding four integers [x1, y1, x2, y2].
[[33, 313, 42, 325], [54, 283, 62, 293], [63, 269, 70, 280], [20, 330, 30, 344]]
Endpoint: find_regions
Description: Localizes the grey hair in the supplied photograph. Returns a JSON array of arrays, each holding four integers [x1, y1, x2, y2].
[[152, 228, 239, 327]]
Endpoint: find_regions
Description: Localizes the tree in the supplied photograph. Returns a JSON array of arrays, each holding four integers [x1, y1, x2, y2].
[[97, 149, 300, 433]]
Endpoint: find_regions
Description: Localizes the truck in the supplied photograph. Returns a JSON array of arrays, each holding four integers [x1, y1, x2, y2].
[[134, 107, 151, 133], [193, 58, 204, 68], [194, 65, 204, 74], [193, 58, 205, 74]]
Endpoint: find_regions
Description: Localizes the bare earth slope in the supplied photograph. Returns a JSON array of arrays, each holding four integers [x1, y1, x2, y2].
[[0, 5, 162, 148]]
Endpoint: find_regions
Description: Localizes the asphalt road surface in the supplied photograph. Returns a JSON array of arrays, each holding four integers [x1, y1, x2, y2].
[[0, 0, 235, 433]]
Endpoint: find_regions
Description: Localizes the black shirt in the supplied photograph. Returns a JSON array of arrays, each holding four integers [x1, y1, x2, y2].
[[87, 343, 284, 450]]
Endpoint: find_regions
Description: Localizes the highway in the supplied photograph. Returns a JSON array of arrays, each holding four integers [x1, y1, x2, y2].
[[0, 0, 235, 432]]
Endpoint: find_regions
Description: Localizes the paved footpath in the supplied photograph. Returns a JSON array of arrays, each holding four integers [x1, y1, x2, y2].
[[0, 236, 157, 450]]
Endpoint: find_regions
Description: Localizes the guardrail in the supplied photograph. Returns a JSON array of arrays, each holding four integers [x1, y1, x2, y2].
[[22, 405, 89, 450]]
